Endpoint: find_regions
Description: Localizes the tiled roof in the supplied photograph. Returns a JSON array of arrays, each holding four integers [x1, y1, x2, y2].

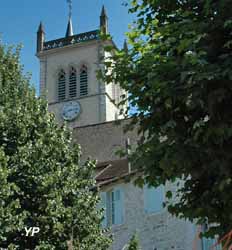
[[95, 159, 131, 186]]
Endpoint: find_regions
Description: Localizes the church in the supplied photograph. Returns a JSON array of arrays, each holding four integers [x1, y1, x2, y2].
[[36, 5, 216, 250]]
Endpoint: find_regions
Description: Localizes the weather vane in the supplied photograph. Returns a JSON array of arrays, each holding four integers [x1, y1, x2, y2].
[[67, 0, 72, 19]]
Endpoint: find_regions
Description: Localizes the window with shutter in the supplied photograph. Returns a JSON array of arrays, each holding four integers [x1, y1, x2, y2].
[[99, 187, 124, 228], [113, 188, 124, 225], [144, 185, 164, 214], [58, 69, 66, 101], [80, 65, 88, 96], [69, 67, 77, 98], [202, 238, 220, 250]]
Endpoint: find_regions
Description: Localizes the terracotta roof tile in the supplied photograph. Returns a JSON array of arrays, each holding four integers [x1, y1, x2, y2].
[[95, 159, 129, 183]]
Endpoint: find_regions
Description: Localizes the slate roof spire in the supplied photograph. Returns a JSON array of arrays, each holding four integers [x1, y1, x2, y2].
[[123, 39, 128, 53], [37, 21, 45, 53], [65, 17, 74, 37], [38, 22, 45, 33], [101, 5, 107, 17], [65, 0, 74, 37], [100, 5, 109, 34]]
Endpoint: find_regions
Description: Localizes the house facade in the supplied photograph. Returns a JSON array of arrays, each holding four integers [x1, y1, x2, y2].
[[36, 5, 215, 250], [73, 120, 200, 250]]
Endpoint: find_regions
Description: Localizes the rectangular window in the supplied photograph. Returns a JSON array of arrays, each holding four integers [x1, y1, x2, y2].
[[144, 185, 164, 214], [100, 187, 124, 227]]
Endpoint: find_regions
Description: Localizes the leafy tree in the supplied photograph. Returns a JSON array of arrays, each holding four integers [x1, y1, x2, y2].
[[101, 0, 232, 237], [0, 43, 110, 249], [128, 234, 140, 250]]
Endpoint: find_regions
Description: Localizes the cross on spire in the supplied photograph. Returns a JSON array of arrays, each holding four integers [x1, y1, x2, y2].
[[65, 0, 73, 37], [67, 0, 72, 19]]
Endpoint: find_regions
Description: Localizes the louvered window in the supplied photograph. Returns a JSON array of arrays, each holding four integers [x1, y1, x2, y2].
[[58, 69, 66, 101], [80, 65, 88, 96], [69, 67, 77, 98]]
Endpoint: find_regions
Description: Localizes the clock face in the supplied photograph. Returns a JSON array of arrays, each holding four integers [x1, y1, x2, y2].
[[62, 101, 81, 121]]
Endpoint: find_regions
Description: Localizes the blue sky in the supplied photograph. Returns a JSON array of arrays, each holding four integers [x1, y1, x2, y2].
[[0, 0, 134, 93]]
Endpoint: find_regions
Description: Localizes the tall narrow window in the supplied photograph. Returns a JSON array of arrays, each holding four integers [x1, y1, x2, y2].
[[69, 67, 77, 98], [58, 69, 66, 101], [80, 65, 88, 96]]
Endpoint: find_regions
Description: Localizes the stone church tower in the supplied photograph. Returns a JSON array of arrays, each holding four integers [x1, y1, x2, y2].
[[36, 5, 210, 250], [36, 6, 125, 128]]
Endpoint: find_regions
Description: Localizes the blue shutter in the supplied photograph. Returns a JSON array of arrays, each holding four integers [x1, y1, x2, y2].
[[202, 237, 221, 250], [144, 185, 164, 214], [100, 192, 107, 228], [113, 187, 124, 225], [106, 192, 112, 226]]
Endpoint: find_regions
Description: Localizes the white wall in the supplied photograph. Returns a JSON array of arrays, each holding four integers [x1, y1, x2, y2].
[[101, 180, 198, 250]]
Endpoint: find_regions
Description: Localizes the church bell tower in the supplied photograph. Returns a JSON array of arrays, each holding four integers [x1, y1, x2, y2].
[[36, 5, 125, 127]]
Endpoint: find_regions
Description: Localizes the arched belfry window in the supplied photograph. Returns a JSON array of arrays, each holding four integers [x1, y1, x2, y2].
[[58, 69, 66, 101], [69, 67, 77, 98], [80, 65, 88, 96]]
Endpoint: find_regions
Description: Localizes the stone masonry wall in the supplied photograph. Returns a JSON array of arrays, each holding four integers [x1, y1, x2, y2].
[[72, 119, 201, 250], [72, 119, 138, 163], [101, 179, 197, 250]]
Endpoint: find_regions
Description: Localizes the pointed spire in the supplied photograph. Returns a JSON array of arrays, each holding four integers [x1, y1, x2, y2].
[[101, 5, 107, 17], [65, 0, 74, 37], [123, 39, 128, 53], [37, 21, 45, 53], [37, 22, 45, 33], [100, 5, 109, 34], [65, 18, 74, 37]]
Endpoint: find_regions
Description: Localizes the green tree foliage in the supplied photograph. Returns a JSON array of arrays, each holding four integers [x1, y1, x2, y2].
[[128, 234, 140, 250], [101, 0, 232, 237], [0, 43, 110, 249]]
